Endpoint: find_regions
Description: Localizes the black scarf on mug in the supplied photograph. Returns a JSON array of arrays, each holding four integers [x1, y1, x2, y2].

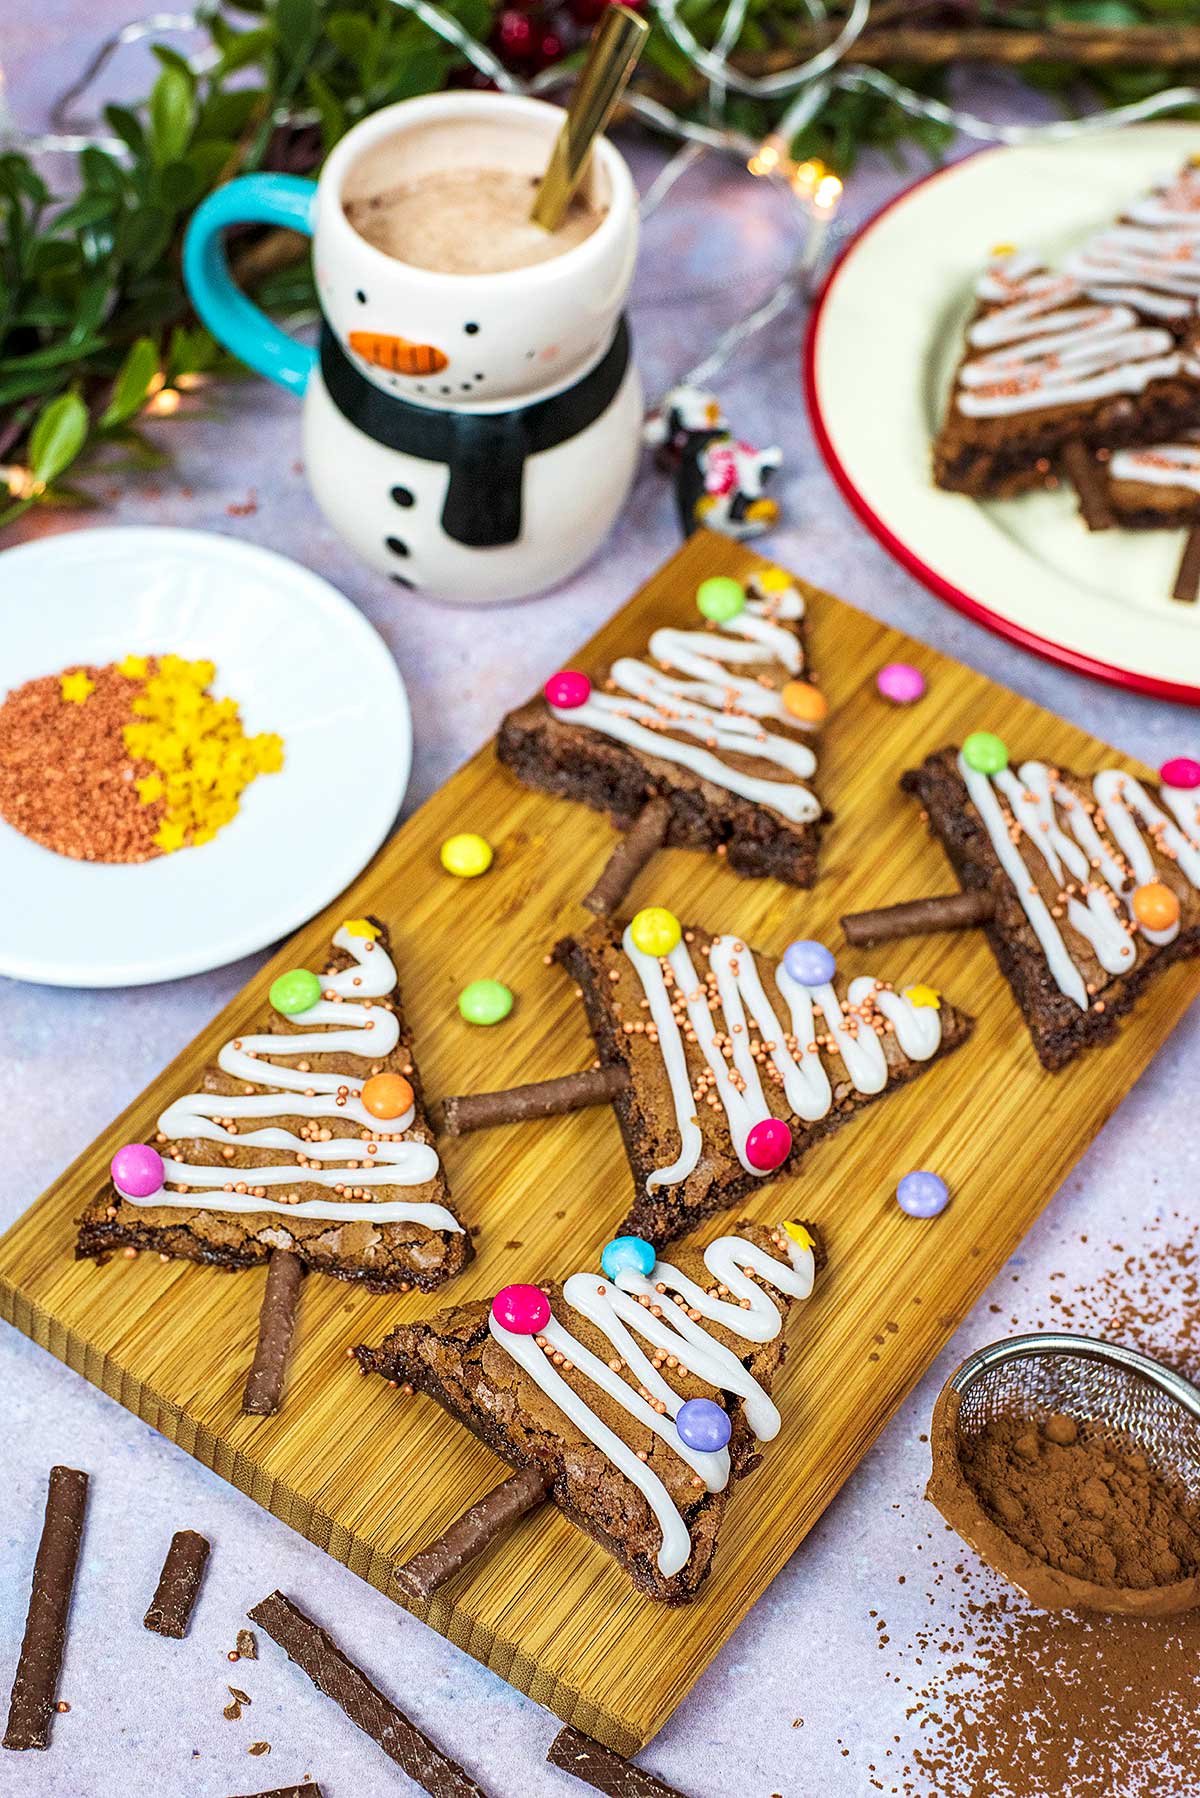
[[318, 316, 631, 550]]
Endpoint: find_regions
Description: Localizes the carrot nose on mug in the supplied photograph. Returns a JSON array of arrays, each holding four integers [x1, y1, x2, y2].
[[347, 331, 448, 375], [746, 497, 779, 525]]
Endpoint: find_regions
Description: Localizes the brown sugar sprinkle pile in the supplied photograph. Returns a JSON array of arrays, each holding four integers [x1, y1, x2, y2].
[[0, 662, 164, 862]]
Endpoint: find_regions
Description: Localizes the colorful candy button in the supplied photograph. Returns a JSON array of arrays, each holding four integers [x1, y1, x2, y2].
[[962, 732, 1008, 776], [876, 662, 926, 705], [696, 576, 746, 623], [492, 1284, 551, 1335], [745, 1116, 793, 1173], [440, 832, 494, 879], [600, 1235, 657, 1280], [783, 939, 836, 986], [458, 979, 514, 1025], [269, 968, 321, 1016], [629, 906, 681, 958], [111, 1143, 165, 1199], [781, 680, 828, 725], [360, 1072, 414, 1120], [1160, 756, 1200, 790], [1132, 882, 1180, 932], [754, 565, 791, 596], [896, 1170, 950, 1218], [675, 1397, 732, 1453], [544, 669, 591, 709]]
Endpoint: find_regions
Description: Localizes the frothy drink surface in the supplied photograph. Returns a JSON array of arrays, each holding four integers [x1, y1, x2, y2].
[[344, 167, 603, 274]]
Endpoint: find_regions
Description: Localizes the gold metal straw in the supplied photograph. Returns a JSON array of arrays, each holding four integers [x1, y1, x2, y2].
[[530, 6, 649, 233]]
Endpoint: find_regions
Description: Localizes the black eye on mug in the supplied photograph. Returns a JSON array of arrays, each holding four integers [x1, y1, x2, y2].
[[464, 322, 480, 335], [355, 289, 367, 304]]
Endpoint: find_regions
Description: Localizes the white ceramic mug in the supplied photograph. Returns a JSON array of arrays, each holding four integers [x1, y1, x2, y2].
[[184, 93, 643, 604]]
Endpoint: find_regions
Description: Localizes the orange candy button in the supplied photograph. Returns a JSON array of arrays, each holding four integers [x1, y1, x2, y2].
[[781, 681, 828, 725], [1132, 882, 1180, 932], [361, 1073, 414, 1120]]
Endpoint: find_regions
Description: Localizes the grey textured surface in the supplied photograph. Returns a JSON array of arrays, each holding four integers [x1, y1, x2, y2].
[[2, 11, 1198, 1794]]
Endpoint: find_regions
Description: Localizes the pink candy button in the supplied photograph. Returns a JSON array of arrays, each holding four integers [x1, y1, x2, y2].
[[110, 1142, 165, 1199], [745, 1117, 793, 1173], [492, 1283, 552, 1335], [876, 662, 926, 705], [544, 670, 591, 710], [1160, 756, 1200, 790]]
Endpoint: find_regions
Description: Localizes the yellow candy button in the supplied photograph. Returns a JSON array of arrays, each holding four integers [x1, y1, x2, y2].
[[629, 907, 681, 958], [755, 565, 791, 595], [441, 833, 494, 879]]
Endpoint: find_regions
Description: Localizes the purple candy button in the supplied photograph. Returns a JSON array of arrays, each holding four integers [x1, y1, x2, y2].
[[675, 1397, 732, 1453], [897, 1169, 950, 1219], [111, 1142, 165, 1199], [876, 662, 926, 705]]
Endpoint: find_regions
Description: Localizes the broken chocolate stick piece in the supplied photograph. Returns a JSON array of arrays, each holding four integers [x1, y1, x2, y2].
[[243, 1250, 306, 1416], [395, 1467, 551, 1603], [1061, 438, 1114, 532], [1173, 524, 1200, 604], [584, 797, 672, 916], [144, 1529, 211, 1637], [228, 1787, 326, 1798], [548, 1727, 692, 1798], [3, 1465, 88, 1752], [841, 888, 995, 947], [442, 1065, 629, 1136], [248, 1591, 491, 1798]]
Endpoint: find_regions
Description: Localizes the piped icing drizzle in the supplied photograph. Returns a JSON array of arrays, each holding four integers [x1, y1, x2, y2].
[[1109, 439, 1200, 494], [958, 755, 1200, 1011], [548, 573, 821, 825], [489, 1227, 816, 1576], [622, 927, 943, 1191], [114, 923, 461, 1233]]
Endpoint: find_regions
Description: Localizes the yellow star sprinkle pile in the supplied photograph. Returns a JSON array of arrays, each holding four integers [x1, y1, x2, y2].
[[120, 654, 284, 854], [904, 984, 942, 1011], [342, 918, 381, 940], [60, 670, 95, 705], [783, 1221, 815, 1252]]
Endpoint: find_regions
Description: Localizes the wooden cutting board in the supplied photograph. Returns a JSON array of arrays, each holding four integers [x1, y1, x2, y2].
[[2, 530, 1196, 1756]]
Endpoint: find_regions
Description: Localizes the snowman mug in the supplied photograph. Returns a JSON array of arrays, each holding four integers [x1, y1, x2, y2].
[[183, 93, 643, 604]]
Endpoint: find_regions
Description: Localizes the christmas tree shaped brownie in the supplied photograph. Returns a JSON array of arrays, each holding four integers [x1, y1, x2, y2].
[[78, 917, 470, 1411], [497, 564, 830, 910], [357, 1219, 823, 1603], [445, 907, 972, 1248], [841, 736, 1200, 1071]]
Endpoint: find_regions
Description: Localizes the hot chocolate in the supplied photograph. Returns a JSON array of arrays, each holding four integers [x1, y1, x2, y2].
[[343, 166, 604, 275]]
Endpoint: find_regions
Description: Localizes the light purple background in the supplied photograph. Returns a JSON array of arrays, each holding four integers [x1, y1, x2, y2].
[[2, 13, 1198, 1795]]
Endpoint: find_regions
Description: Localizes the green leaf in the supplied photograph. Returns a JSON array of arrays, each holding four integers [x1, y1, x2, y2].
[[277, 0, 319, 57], [149, 65, 196, 166], [165, 323, 218, 381], [80, 146, 127, 198], [100, 336, 160, 427], [216, 25, 277, 74], [326, 10, 375, 70], [305, 70, 346, 151], [104, 104, 146, 158], [0, 498, 37, 529], [28, 392, 89, 484]]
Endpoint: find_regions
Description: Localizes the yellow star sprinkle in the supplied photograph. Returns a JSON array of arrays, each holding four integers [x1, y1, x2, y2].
[[60, 670, 95, 705], [153, 818, 188, 854], [117, 654, 148, 679], [990, 241, 1016, 258], [904, 984, 942, 1011], [783, 1221, 815, 1252], [342, 918, 381, 940], [756, 565, 791, 594], [134, 774, 165, 805]]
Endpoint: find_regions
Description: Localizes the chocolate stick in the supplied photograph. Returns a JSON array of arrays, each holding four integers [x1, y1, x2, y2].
[[243, 1249, 305, 1416], [584, 797, 672, 916], [395, 1468, 552, 1603], [3, 1465, 88, 1751], [228, 1787, 326, 1798], [143, 1529, 211, 1637], [1172, 524, 1200, 604], [548, 1726, 692, 1798], [841, 889, 995, 946], [442, 1065, 629, 1136], [1061, 438, 1114, 532], [247, 1590, 491, 1798]]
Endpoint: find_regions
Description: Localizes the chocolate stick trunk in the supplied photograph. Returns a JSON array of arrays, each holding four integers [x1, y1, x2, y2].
[[841, 889, 995, 946], [1061, 438, 1114, 531], [394, 1467, 552, 1603], [548, 1726, 692, 1797], [1172, 524, 1200, 604], [442, 1065, 629, 1136], [243, 1249, 305, 1416], [143, 1528, 210, 1637], [584, 797, 672, 915], [3, 1465, 88, 1751]]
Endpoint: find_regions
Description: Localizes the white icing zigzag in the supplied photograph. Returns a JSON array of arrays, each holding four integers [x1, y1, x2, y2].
[[622, 928, 943, 1191], [549, 573, 821, 825], [958, 756, 1200, 1012], [1109, 440, 1200, 495], [117, 924, 462, 1233], [490, 1228, 816, 1576]]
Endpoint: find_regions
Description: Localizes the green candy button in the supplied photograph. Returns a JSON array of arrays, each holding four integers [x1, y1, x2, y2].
[[270, 968, 321, 1016], [458, 978, 514, 1026], [962, 731, 1008, 776], [696, 576, 746, 624]]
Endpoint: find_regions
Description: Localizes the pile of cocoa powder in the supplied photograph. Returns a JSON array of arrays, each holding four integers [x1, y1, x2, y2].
[[958, 1408, 1200, 1590]]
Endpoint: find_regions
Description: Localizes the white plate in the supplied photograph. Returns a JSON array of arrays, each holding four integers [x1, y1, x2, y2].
[[0, 527, 411, 986], [805, 124, 1200, 704]]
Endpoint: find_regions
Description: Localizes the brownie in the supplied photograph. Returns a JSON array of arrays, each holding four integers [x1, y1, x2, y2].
[[76, 917, 471, 1293], [1101, 439, 1200, 531], [902, 748, 1200, 1071], [497, 566, 829, 887], [555, 918, 972, 1248], [357, 1220, 824, 1603]]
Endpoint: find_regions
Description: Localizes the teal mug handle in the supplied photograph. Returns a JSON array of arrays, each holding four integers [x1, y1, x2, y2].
[[183, 175, 318, 396]]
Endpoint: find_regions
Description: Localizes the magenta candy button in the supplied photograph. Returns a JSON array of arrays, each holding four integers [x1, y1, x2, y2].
[[745, 1117, 793, 1173], [110, 1142, 165, 1199], [492, 1283, 552, 1335], [1160, 756, 1200, 790], [544, 670, 591, 710]]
